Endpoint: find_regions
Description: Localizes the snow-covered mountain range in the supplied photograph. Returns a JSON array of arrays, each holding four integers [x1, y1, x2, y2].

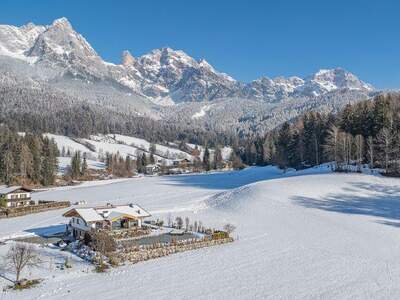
[[0, 17, 376, 135]]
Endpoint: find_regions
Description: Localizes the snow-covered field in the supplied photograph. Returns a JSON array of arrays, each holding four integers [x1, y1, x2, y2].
[[2, 165, 400, 299], [45, 133, 197, 167]]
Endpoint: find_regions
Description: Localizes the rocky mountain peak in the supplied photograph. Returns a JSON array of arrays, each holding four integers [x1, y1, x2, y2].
[[0, 18, 375, 105], [51, 17, 72, 29], [122, 50, 135, 66]]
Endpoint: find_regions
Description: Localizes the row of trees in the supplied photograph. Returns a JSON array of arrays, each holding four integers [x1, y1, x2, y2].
[[0, 127, 59, 186], [261, 93, 400, 174]]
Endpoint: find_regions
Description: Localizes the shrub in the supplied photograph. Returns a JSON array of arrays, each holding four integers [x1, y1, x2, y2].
[[12, 279, 42, 290], [83, 232, 92, 246], [64, 257, 72, 269], [223, 224, 236, 235], [212, 231, 229, 240], [108, 254, 121, 267], [94, 262, 109, 273]]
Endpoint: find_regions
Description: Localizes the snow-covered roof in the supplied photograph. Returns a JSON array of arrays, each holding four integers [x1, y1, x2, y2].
[[63, 204, 151, 223], [0, 186, 32, 195], [146, 164, 159, 168], [73, 208, 104, 222], [98, 204, 151, 218]]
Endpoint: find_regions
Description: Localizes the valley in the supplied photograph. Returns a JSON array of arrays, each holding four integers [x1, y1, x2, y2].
[[1, 167, 400, 299]]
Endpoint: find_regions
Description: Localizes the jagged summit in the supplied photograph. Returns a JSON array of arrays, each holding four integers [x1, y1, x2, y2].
[[0, 17, 374, 106], [122, 50, 135, 66], [51, 17, 72, 28]]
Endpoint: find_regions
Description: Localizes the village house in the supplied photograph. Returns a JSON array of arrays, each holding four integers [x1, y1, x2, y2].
[[145, 164, 160, 175], [0, 186, 35, 208], [172, 158, 192, 169], [63, 203, 151, 239]]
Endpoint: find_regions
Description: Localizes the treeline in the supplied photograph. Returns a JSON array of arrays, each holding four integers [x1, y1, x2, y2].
[[0, 127, 59, 186], [67, 143, 245, 180], [260, 93, 400, 174]]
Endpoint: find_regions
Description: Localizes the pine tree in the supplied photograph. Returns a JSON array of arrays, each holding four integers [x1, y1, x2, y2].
[[41, 137, 58, 186], [213, 146, 223, 169], [203, 147, 210, 171], [70, 151, 82, 179], [81, 154, 88, 176]]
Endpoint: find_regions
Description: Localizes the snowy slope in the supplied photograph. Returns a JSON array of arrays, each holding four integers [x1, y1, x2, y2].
[[45, 133, 96, 156], [2, 166, 400, 299], [109, 134, 192, 159], [45, 133, 199, 170]]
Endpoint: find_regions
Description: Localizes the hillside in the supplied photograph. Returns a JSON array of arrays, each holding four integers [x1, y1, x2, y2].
[[44, 133, 232, 170]]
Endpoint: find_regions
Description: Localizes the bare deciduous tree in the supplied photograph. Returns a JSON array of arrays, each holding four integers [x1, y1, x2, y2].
[[5, 243, 41, 283], [366, 136, 374, 169], [324, 125, 340, 170], [377, 127, 394, 173], [175, 217, 183, 229], [223, 224, 236, 235], [185, 217, 190, 231]]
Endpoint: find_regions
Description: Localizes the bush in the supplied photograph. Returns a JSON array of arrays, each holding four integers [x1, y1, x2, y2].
[[0, 196, 7, 208], [212, 231, 229, 240], [64, 257, 72, 269], [108, 254, 121, 267], [11, 279, 42, 290], [83, 232, 92, 246], [94, 262, 109, 273]]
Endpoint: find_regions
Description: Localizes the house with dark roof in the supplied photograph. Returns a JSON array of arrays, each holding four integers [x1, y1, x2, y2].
[[0, 186, 34, 208]]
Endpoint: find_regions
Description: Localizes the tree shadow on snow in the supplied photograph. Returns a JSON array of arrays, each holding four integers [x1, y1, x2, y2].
[[159, 165, 331, 190], [158, 167, 284, 190], [292, 182, 400, 228]]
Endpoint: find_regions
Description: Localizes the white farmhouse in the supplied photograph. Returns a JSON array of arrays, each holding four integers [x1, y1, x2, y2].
[[63, 203, 151, 239], [0, 186, 34, 208]]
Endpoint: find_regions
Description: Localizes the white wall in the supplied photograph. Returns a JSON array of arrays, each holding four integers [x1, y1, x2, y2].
[[70, 217, 90, 231], [6, 192, 31, 200]]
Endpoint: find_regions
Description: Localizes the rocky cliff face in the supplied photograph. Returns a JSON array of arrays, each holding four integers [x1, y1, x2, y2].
[[0, 17, 376, 135], [0, 17, 374, 106]]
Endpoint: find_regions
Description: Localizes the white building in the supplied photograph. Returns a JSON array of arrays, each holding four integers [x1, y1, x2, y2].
[[0, 186, 34, 208], [63, 203, 151, 239]]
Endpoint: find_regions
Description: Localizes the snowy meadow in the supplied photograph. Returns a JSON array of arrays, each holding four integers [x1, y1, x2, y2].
[[1, 166, 400, 299]]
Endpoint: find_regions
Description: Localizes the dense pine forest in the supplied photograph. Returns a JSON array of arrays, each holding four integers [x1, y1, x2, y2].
[[0, 127, 59, 186], [2, 92, 400, 187], [255, 93, 400, 175], [0, 83, 235, 148]]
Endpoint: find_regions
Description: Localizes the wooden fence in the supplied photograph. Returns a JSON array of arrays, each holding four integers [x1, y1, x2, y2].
[[0, 201, 70, 218]]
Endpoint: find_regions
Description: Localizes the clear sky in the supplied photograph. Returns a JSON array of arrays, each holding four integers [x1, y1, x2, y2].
[[1, 0, 399, 89]]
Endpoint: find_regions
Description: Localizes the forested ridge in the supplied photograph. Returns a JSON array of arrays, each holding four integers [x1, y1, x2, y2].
[[0, 80, 236, 148], [256, 92, 400, 175]]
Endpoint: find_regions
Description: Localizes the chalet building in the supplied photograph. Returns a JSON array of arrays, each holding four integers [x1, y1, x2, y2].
[[63, 204, 151, 239], [145, 164, 160, 175], [0, 186, 34, 208], [172, 158, 192, 168]]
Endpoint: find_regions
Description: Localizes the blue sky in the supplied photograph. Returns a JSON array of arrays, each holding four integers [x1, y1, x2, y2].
[[1, 0, 399, 89]]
